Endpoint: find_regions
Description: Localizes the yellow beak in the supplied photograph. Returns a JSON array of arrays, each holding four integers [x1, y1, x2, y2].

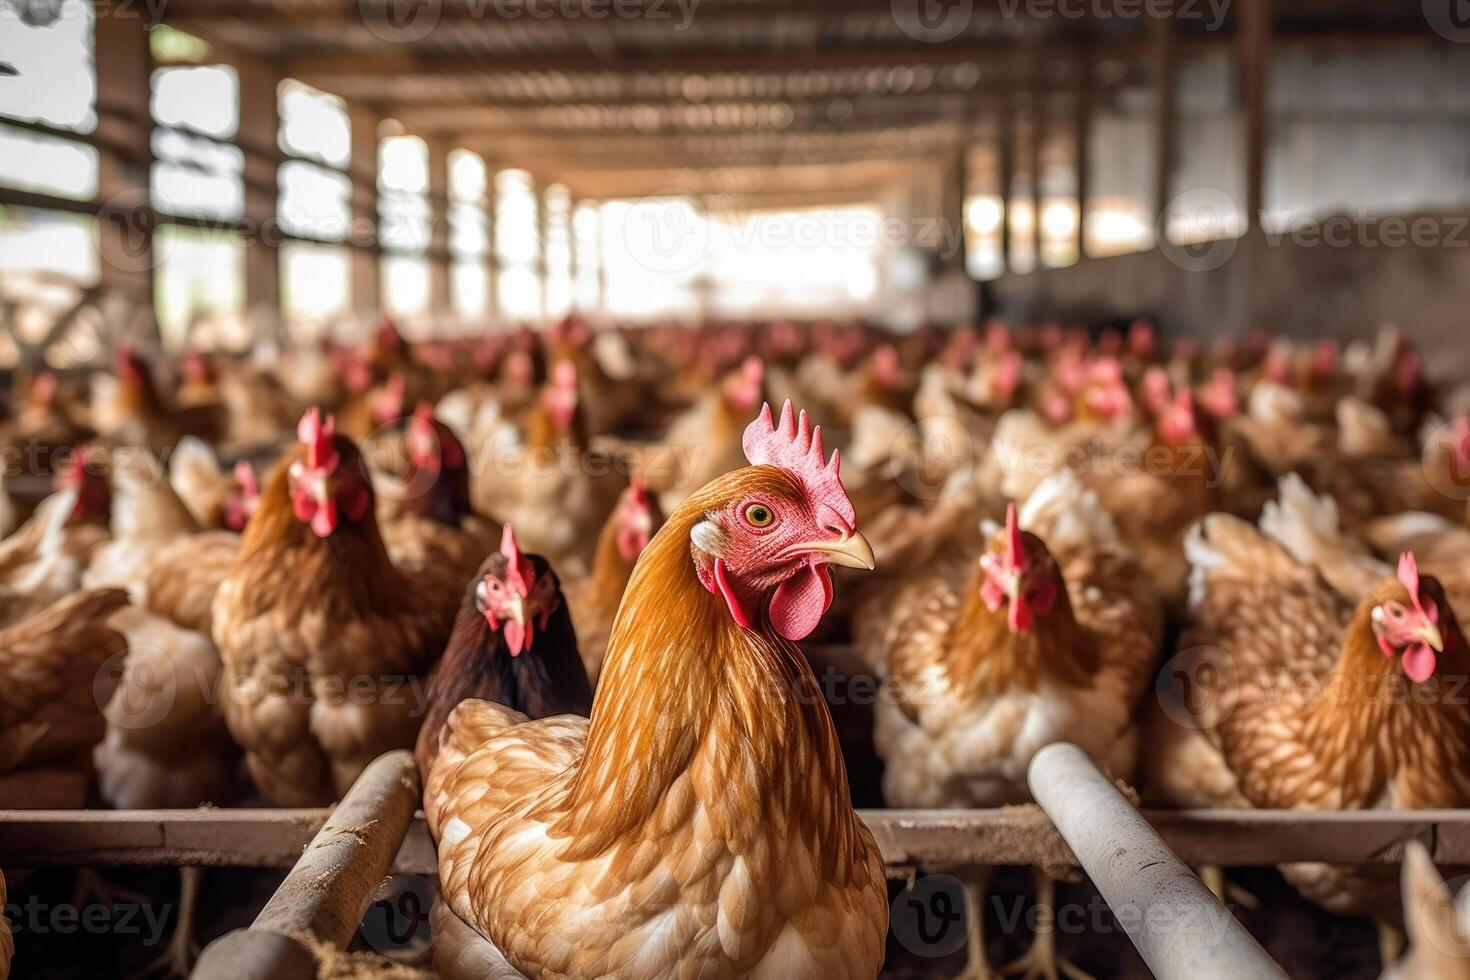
[[1417, 620, 1446, 653], [506, 596, 530, 628], [796, 531, 876, 571]]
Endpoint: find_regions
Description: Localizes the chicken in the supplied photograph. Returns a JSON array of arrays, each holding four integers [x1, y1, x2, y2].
[[1382, 842, 1470, 980], [0, 369, 94, 480], [212, 408, 464, 805], [80, 451, 242, 978], [167, 436, 259, 532], [633, 354, 767, 512], [90, 343, 223, 451], [0, 588, 128, 808], [0, 448, 111, 606], [424, 401, 886, 980], [1165, 511, 1470, 967], [563, 475, 663, 685], [377, 404, 499, 563], [1, 870, 10, 980], [474, 361, 621, 574], [855, 471, 1161, 980], [415, 525, 591, 779]]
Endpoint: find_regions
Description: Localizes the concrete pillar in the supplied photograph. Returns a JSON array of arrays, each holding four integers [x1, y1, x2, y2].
[[1028, 87, 1043, 268], [997, 101, 1015, 271], [1074, 53, 1092, 261], [347, 106, 381, 320], [92, 8, 155, 323], [941, 149, 968, 276], [535, 177, 549, 322], [484, 163, 499, 324], [426, 136, 453, 321], [236, 60, 282, 326], [1151, 8, 1178, 235], [1241, 0, 1273, 226], [592, 201, 606, 317]]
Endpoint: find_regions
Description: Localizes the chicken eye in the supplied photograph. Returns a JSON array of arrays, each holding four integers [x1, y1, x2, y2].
[[744, 503, 775, 528]]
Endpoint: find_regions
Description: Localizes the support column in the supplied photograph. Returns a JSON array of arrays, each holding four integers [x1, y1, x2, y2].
[[347, 106, 382, 321], [1240, 0, 1272, 227], [236, 60, 282, 328], [997, 101, 1015, 271], [426, 137, 453, 321], [1151, 7, 1178, 233], [1028, 87, 1043, 269], [1073, 52, 1092, 261], [534, 177, 549, 322], [941, 149, 968, 275], [593, 201, 607, 318], [484, 163, 499, 325], [92, 8, 155, 333]]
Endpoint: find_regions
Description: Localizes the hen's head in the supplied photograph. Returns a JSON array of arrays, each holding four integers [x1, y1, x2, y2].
[[614, 476, 662, 563], [1158, 389, 1206, 446], [1370, 553, 1459, 684], [406, 402, 467, 475], [221, 460, 260, 531], [721, 355, 764, 412], [473, 525, 560, 656], [287, 408, 372, 538], [114, 342, 149, 390], [979, 504, 1061, 633], [1199, 367, 1239, 420], [543, 360, 579, 429], [688, 401, 875, 641], [55, 443, 111, 526]]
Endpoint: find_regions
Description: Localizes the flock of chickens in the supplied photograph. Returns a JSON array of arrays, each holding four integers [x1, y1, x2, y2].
[[1, 314, 1469, 979]]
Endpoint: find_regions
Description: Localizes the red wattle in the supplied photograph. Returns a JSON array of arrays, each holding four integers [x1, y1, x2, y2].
[[1403, 644, 1436, 683], [713, 558, 753, 629], [770, 562, 832, 641], [504, 620, 527, 657]]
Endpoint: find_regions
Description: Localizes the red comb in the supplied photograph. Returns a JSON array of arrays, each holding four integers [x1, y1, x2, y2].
[[233, 460, 258, 498], [500, 524, 534, 596], [553, 360, 577, 389], [1004, 503, 1027, 574], [1129, 320, 1156, 357], [1160, 389, 1200, 443], [628, 475, 649, 507], [742, 355, 764, 383], [1398, 552, 1433, 621], [742, 401, 854, 531], [55, 442, 88, 490], [297, 408, 339, 472], [1143, 366, 1173, 413]]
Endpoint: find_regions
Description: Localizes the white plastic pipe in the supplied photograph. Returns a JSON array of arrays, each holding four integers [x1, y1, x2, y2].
[[1028, 742, 1287, 980]]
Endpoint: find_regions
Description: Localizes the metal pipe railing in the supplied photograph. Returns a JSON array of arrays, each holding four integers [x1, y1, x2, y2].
[[190, 750, 421, 980], [1028, 742, 1288, 980]]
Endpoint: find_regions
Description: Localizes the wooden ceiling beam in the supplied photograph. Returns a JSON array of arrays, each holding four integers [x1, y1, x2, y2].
[[282, 38, 1093, 82]]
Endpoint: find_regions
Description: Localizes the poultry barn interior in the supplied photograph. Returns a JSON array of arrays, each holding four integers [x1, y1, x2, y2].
[[5, 1, 1470, 978]]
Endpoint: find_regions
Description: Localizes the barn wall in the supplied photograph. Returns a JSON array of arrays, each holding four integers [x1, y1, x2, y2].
[[989, 220, 1470, 376]]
